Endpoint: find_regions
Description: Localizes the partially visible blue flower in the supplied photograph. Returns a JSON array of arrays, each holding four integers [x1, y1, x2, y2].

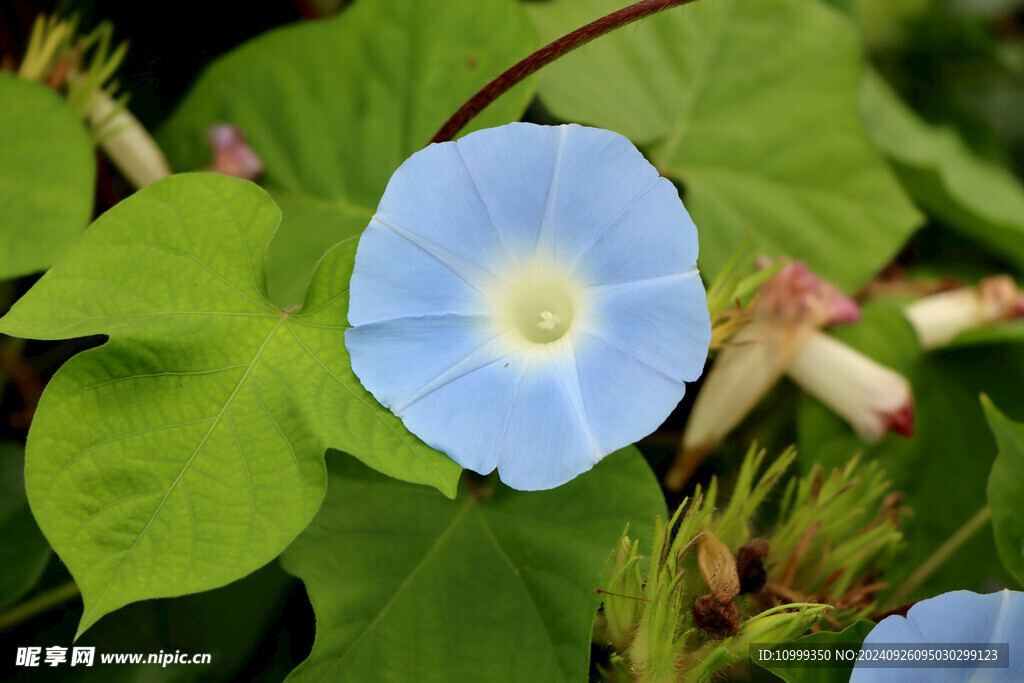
[[851, 589, 1024, 682], [345, 123, 711, 490]]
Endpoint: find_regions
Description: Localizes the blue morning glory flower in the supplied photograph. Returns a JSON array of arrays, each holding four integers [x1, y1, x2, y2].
[[345, 123, 711, 490], [851, 589, 1024, 682]]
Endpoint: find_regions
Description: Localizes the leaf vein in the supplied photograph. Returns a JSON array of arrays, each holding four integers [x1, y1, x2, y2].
[[180, 477, 197, 572], [253, 378, 303, 478], [75, 364, 251, 393], [312, 503, 472, 681], [48, 417, 219, 490], [476, 509, 568, 681], [80, 317, 285, 628], [226, 408, 256, 559]]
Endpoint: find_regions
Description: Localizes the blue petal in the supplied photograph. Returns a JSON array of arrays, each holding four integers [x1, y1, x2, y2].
[[538, 125, 662, 267], [346, 315, 517, 416], [455, 122, 563, 258], [851, 590, 1024, 683], [397, 343, 604, 490], [373, 140, 514, 281], [578, 272, 711, 382], [347, 223, 491, 325], [570, 177, 699, 287], [494, 345, 602, 491], [571, 330, 688, 454], [399, 357, 520, 476]]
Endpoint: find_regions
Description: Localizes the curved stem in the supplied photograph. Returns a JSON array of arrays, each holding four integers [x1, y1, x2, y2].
[[885, 505, 992, 609], [431, 0, 701, 144], [0, 581, 81, 632]]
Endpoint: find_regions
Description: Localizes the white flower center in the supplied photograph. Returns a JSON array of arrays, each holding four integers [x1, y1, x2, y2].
[[493, 263, 580, 345], [512, 283, 574, 344]]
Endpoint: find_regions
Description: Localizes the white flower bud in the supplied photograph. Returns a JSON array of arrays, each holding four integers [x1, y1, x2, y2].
[[904, 276, 1024, 350], [787, 331, 914, 442], [666, 262, 859, 490]]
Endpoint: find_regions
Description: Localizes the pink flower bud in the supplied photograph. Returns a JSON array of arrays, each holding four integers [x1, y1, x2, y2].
[[206, 124, 264, 181], [756, 261, 861, 327], [666, 261, 860, 489]]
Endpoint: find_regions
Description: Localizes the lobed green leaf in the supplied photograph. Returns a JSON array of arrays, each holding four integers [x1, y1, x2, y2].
[[0, 173, 460, 636], [861, 69, 1024, 275]]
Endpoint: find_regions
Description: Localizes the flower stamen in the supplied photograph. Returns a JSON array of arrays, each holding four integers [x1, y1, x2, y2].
[[537, 311, 560, 330], [502, 274, 577, 344]]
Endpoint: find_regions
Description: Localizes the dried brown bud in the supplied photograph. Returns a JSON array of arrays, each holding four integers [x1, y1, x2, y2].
[[875, 491, 905, 527], [737, 538, 770, 595], [692, 593, 741, 639]]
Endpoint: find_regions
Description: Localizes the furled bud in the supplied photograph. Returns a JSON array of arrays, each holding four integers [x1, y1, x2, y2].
[[786, 331, 914, 441], [733, 603, 831, 649], [206, 124, 265, 181], [904, 275, 1024, 350], [601, 530, 645, 652], [667, 262, 859, 489]]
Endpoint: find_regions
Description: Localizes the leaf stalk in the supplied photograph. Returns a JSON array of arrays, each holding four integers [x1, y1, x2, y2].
[[886, 505, 992, 609], [0, 581, 81, 632]]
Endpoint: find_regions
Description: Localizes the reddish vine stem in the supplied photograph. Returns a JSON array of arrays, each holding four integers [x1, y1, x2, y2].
[[430, 0, 700, 144]]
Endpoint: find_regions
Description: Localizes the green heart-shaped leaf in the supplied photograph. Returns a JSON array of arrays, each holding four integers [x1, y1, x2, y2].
[[281, 447, 665, 682], [0, 173, 460, 636], [861, 69, 1024, 276]]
